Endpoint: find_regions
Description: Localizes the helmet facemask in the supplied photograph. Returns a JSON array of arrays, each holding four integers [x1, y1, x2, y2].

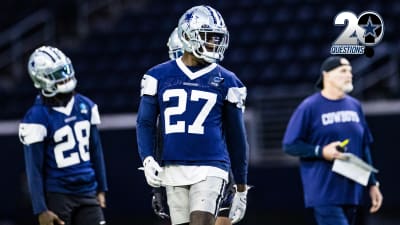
[[28, 46, 77, 97], [191, 29, 229, 63], [33, 64, 77, 97]]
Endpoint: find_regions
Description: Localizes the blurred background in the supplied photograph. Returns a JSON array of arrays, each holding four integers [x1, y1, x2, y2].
[[0, 0, 399, 224]]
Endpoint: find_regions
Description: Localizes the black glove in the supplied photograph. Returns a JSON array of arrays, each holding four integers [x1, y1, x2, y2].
[[151, 187, 170, 219]]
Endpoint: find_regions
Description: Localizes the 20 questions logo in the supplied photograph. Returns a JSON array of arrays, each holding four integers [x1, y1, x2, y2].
[[330, 11, 384, 56]]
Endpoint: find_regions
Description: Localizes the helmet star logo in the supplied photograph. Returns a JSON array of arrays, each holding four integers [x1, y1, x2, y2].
[[184, 11, 194, 21]]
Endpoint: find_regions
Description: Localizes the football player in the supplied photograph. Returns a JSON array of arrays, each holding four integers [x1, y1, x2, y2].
[[19, 46, 108, 225], [137, 5, 249, 225], [151, 27, 246, 225]]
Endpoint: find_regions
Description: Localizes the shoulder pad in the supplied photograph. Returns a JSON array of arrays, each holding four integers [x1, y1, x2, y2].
[[140, 74, 158, 96], [91, 104, 101, 125], [226, 87, 247, 110], [18, 123, 47, 145]]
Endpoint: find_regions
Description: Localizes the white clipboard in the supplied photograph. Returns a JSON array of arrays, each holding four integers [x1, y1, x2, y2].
[[332, 153, 378, 186]]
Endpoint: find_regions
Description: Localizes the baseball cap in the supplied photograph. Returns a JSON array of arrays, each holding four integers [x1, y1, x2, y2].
[[315, 56, 350, 89]]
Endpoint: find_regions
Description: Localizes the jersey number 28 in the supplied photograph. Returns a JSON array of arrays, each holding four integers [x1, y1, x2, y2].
[[53, 121, 91, 168]]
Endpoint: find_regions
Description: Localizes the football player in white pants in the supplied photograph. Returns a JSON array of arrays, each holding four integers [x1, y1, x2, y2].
[[137, 5, 249, 225]]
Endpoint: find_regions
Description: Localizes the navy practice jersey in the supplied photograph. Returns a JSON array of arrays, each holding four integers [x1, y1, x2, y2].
[[283, 92, 373, 207], [19, 94, 108, 214], [137, 58, 248, 184]]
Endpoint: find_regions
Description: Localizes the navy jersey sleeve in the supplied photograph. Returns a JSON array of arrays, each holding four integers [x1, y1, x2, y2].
[[89, 125, 108, 192], [223, 103, 249, 184], [137, 95, 159, 161], [19, 107, 48, 214], [23, 142, 47, 215], [137, 72, 160, 161], [282, 100, 322, 158], [222, 71, 249, 184]]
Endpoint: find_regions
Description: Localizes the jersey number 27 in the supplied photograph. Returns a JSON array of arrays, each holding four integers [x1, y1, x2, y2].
[[163, 89, 217, 135]]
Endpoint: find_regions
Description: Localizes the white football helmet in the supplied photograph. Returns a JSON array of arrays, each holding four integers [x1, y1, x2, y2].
[[167, 27, 184, 60], [178, 5, 229, 63], [27, 46, 77, 97]]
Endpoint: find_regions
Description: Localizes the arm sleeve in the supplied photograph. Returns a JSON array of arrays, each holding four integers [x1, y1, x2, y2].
[[283, 140, 323, 158], [89, 125, 108, 192], [223, 103, 249, 184], [23, 142, 47, 215], [136, 95, 159, 161]]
